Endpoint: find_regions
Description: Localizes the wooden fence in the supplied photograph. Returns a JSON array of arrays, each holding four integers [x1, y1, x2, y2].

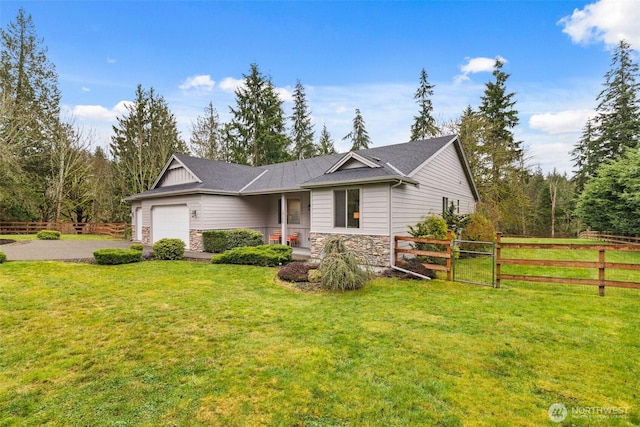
[[578, 230, 640, 245], [496, 233, 640, 296], [394, 232, 453, 280], [0, 222, 129, 238]]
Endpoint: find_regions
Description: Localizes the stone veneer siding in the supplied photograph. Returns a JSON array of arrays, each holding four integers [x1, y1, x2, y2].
[[141, 226, 151, 245], [310, 233, 391, 268], [189, 229, 204, 252]]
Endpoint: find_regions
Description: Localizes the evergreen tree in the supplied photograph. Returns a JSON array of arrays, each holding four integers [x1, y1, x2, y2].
[[1, 8, 61, 220], [572, 39, 640, 187], [110, 85, 186, 219], [343, 108, 371, 151], [410, 68, 440, 140], [189, 101, 223, 160], [317, 124, 337, 155], [570, 118, 599, 191], [227, 63, 290, 166], [290, 80, 316, 159], [456, 105, 487, 186], [478, 59, 521, 185]]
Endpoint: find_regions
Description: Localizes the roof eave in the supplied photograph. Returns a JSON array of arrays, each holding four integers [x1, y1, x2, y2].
[[124, 188, 239, 201], [300, 175, 418, 189]]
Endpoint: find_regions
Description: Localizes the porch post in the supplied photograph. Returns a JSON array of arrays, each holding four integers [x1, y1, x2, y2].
[[280, 193, 287, 244]]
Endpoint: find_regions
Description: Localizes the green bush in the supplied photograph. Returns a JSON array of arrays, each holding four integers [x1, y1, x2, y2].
[[130, 243, 144, 251], [152, 238, 186, 260], [318, 238, 370, 291], [37, 230, 61, 240], [0, 251, 6, 264], [407, 214, 450, 265], [202, 228, 264, 253], [202, 230, 228, 253], [212, 244, 292, 267], [459, 213, 496, 256], [93, 249, 142, 265]]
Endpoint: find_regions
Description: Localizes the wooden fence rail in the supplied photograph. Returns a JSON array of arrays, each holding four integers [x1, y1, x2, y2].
[[394, 232, 453, 280], [0, 222, 129, 239], [496, 233, 640, 296], [578, 230, 640, 245]]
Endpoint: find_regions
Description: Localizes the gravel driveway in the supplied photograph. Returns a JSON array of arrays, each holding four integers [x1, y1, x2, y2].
[[0, 240, 133, 261]]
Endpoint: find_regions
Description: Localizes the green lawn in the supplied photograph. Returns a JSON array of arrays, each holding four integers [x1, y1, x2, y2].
[[1, 261, 638, 426]]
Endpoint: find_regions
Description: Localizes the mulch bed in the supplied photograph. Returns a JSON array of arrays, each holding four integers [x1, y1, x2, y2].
[[0, 239, 16, 245]]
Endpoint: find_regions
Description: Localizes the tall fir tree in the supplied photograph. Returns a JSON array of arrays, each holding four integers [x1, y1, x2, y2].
[[226, 63, 290, 166], [343, 108, 371, 151], [189, 101, 224, 160], [317, 124, 337, 155], [111, 85, 186, 220], [572, 39, 640, 189], [410, 68, 440, 140], [290, 80, 316, 159], [1, 8, 61, 220]]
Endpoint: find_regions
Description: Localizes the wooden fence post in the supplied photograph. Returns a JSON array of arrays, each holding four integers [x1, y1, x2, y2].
[[495, 232, 501, 288], [446, 230, 452, 281], [599, 248, 605, 297]]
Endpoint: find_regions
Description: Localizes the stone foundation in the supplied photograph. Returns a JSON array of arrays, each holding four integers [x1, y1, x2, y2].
[[310, 233, 391, 267], [189, 229, 204, 252], [141, 226, 151, 245]]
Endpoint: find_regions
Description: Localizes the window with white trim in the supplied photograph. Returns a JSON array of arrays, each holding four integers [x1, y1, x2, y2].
[[334, 188, 360, 228]]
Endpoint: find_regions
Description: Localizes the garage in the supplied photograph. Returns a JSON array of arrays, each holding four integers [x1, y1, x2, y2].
[[151, 205, 190, 249]]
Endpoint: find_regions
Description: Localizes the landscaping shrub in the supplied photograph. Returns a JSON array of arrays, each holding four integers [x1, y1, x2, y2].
[[407, 214, 450, 265], [153, 238, 186, 260], [202, 230, 227, 253], [460, 213, 496, 256], [130, 243, 144, 251], [0, 251, 6, 264], [278, 261, 311, 282], [318, 237, 370, 291], [202, 228, 264, 253], [93, 249, 142, 265], [37, 230, 61, 240], [212, 244, 292, 267]]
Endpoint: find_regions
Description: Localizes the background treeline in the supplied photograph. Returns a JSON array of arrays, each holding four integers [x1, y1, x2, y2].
[[1, 9, 639, 236]]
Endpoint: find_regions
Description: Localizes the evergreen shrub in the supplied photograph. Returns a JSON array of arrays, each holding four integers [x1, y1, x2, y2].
[[212, 244, 291, 267], [130, 243, 144, 251], [37, 230, 61, 240], [0, 251, 6, 264], [202, 228, 263, 252], [93, 249, 142, 265], [152, 238, 186, 260], [318, 237, 370, 291]]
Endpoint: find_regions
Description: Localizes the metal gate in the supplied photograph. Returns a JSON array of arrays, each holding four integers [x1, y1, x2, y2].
[[452, 239, 495, 287]]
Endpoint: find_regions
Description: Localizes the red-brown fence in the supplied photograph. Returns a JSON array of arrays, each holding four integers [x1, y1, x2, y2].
[[394, 232, 453, 280], [0, 222, 129, 239], [496, 233, 640, 296], [579, 230, 640, 245]]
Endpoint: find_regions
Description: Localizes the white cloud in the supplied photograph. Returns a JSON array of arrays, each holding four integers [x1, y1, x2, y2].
[[455, 56, 506, 84], [71, 101, 133, 121], [276, 86, 293, 102], [179, 74, 215, 92], [529, 109, 595, 134], [81, 87, 90, 93], [558, 0, 640, 48], [219, 77, 245, 93], [107, 57, 117, 64]]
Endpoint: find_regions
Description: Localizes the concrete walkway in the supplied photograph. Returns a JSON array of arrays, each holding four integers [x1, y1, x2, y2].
[[0, 239, 309, 262]]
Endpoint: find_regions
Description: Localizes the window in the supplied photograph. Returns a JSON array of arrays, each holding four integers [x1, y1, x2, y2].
[[334, 189, 360, 228], [442, 197, 449, 215], [277, 198, 301, 224]]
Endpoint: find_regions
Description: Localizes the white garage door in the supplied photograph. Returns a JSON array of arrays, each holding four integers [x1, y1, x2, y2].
[[151, 205, 190, 249]]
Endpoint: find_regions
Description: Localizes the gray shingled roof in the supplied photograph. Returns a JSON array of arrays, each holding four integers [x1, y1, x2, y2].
[[127, 135, 469, 200]]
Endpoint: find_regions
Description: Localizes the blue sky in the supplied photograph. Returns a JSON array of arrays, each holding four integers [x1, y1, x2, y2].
[[2, 0, 639, 175]]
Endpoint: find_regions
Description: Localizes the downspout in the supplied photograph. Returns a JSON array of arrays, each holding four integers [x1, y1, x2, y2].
[[389, 179, 431, 280]]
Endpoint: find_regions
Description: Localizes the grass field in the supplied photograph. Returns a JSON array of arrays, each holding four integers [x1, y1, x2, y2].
[[1, 260, 638, 426]]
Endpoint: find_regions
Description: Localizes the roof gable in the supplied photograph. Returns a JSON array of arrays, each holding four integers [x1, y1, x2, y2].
[[326, 152, 382, 173], [152, 156, 201, 189]]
